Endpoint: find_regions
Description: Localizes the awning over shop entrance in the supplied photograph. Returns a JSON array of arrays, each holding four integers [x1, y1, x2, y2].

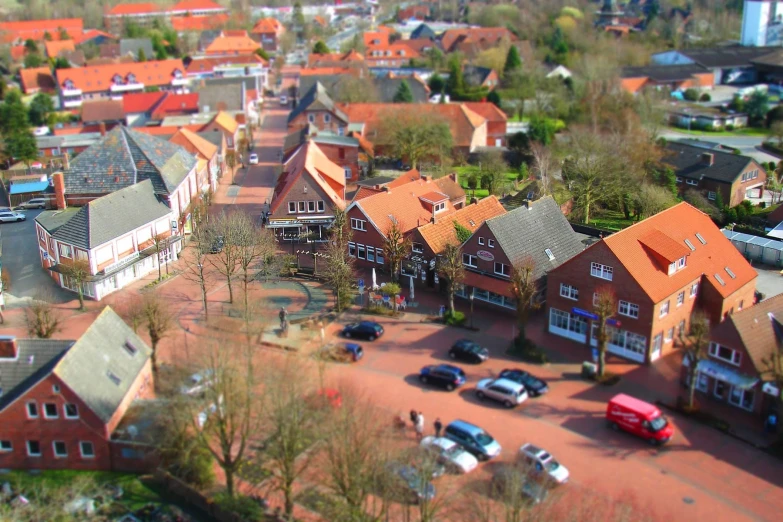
[[696, 359, 759, 390]]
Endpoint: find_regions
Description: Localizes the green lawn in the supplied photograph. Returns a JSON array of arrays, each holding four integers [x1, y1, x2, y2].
[[585, 210, 637, 231], [668, 126, 770, 138]]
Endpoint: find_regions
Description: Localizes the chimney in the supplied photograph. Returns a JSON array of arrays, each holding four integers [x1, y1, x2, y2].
[[421, 175, 429, 182], [99, 122, 106, 137], [470, 197, 478, 205], [0, 336, 18, 359], [52, 172, 67, 210], [450, 172, 458, 184], [62, 152, 70, 170], [701, 153, 714, 166]]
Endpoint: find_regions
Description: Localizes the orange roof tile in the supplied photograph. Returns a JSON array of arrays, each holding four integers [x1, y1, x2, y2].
[[204, 34, 260, 54], [300, 67, 357, 76], [169, 128, 217, 160], [44, 39, 76, 58], [72, 29, 117, 46], [461, 102, 507, 123], [387, 169, 421, 189], [107, 3, 162, 16], [434, 175, 466, 202], [185, 54, 266, 73], [211, 111, 239, 134], [171, 14, 229, 32], [19, 67, 56, 94], [133, 124, 204, 136], [150, 92, 199, 119], [366, 42, 421, 61], [419, 190, 449, 203], [307, 50, 364, 67], [418, 195, 506, 254], [272, 141, 346, 214], [598, 202, 757, 301], [11, 45, 26, 61], [349, 178, 459, 236], [55, 59, 185, 94], [0, 18, 83, 42], [251, 17, 285, 34], [440, 27, 515, 53], [638, 229, 691, 263], [364, 30, 390, 48], [353, 186, 384, 201], [169, 0, 225, 12], [122, 91, 166, 114]]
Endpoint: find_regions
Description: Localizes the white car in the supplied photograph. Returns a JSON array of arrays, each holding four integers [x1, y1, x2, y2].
[[248, 153, 259, 165], [421, 436, 479, 474], [0, 210, 26, 223], [518, 443, 570, 484], [475, 378, 528, 408]]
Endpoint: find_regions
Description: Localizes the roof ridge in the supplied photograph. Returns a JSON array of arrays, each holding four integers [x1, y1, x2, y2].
[[118, 126, 139, 184], [603, 201, 697, 245]]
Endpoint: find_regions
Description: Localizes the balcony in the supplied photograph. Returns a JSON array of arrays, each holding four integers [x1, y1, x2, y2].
[[171, 77, 189, 87], [110, 83, 144, 93], [62, 98, 83, 108], [61, 88, 82, 96]]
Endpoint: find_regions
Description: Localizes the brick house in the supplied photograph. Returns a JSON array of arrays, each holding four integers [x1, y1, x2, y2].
[[407, 195, 506, 288], [365, 43, 421, 68], [0, 307, 156, 472], [546, 203, 757, 364], [169, 128, 220, 194], [344, 176, 460, 271], [458, 196, 584, 311], [662, 142, 766, 207], [439, 27, 516, 55], [463, 66, 500, 91], [681, 293, 783, 417], [284, 126, 370, 182], [35, 179, 180, 300], [307, 50, 364, 69], [267, 141, 346, 244], [201, 111, 240, 151], [19, 67, 57, 95], [203, 31, 261, 56], [463, 102, 508, 147], [250, 17, 285, 51], [288, 82, 350, 134]]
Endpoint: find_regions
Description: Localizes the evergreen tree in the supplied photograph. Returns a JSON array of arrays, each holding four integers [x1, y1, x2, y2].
[[503, 45, 521, 74], [28, 93, 55, 126], [312, 40, 330, 55], [393, 80, 414, 103], [446, 56, 464, 95], [1, 90, 38, 165], [138, 48, 147, 62], [487, 90, 501, 107], [427, 72, 444, 94]]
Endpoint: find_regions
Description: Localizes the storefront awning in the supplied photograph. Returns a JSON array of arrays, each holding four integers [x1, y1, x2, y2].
[[696, 359, 759, 390], [462, 270, 513, 299]]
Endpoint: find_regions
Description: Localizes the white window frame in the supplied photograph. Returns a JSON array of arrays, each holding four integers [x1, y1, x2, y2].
[[494, 262, 510, 276], [665, 327, 674, 343], [80, 441, 95, 459], [686, 179, 698, 186], [677, 292, 684, 306], [487, 239, 495, 248], [590, 262, 613, 281], [43, 402, 59, 419], [376, 248, 384, 264], [412, 242, 424, 254], [0, 440, 11, 452], [298, 201, 306, 213], [348, 242, 356, 257], [317, 201, 325, 212], [64, 403, 79, 419], [560, 283, 579, 301], [307, 201, 316, 213], [53, 441, 68, 458], [27, 440, 41, 457], [357, 244, 366, 260], [288, 202, 296, 214], [707, 191, 716, 201], [660, 300, 670, 317], [728, 386, 755, 411], [434, 202, 445, 213], [59, 243, 72, 258], [709, 342, 741, 366], [478, 237, 485, 246], [618, 300, 639, 319], [26, 402, 38, 419], [350, 218, 366, 231], [462, 253, 477, 268], [324, 114, 331, 123], [367, 248, 375, 262], [690, 283, 699, 297]]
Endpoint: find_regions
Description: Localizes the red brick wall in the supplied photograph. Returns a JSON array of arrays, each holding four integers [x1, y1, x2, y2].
[[288, 110, 346, 134], [316, 142, 359, 181], [346, 205, 387, 269], [486, 121, 507, 147], [461, 223, 512, 276], [269, 173, 339, 222]]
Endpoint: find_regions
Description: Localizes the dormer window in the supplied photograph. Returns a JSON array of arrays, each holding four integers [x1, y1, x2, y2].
[[112, 74, 123, 84], [64, 79, 74, 89], [127, 73, 136, 83], [668, 256, 687, 275], [173, 69, 183, 78], [434, 202, 446, 213]]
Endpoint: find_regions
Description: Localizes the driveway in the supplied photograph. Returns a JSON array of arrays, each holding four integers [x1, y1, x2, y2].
[[755, 266, 783, 300], [0, 209, 68, 305], [322, 313, 783, 522]]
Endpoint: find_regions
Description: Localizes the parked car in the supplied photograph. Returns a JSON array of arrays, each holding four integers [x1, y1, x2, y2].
[[448, 339, 489, 363], [444, 420, 501, 461], [491, 465, 549, 505], [209, 235, 225, 254], [317, 342, 364, 362], [279, 95, 288, 105], [249, 153, 259, 165], [386, 464, 435, 503], [606, 393, 674, 445], [418, 364, 465, 391], [16, 198, 48, 210], [420, 436, 479, 474], [0, 210, 26, 223], [518, 443, 569, 484], [498, 369, 549, 397], [475, 378, 528, 408], [342, 321, 383, 340]]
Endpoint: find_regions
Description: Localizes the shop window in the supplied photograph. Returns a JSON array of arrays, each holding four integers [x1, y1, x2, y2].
[[729, 386, 755, 411]]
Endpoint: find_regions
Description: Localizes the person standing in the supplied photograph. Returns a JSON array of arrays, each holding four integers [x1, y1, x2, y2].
[[415, 412, 425, 440], [434, 418, 443, 438], [410, 409, 418, 428]]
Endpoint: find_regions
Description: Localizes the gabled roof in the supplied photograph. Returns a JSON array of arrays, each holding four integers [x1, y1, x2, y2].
[[52, 307, 152, 424], [462, 102, 507, 123], [599, 202, 756, 301], [64, 126, 196, 195], [169, 0, 226, 12], [271, 141, 346, 214], [364, 30, 390, 48], [210, 111, 239, 135], [353, 186, 385, 201], [251, 17, 284, 34], [196, 81, 244, 112], [434, 175, 466, 202], [171, 13, 229, 32], [55, 59, 185, 94], [122, 91, 166, 114], [373, 75, 430, 103], [440, 27, 515, 53], [19, 67, 56, 94], [204, 34, 260, 54], [710, 294, 783, 376], [0, 18, 83, 43], [0, 338, 73, 412], [40, 179, 172, 250], [387, 169, 422, 189], [44, 39, 75, 58], [169, 128, 218, 160], [81, 99, 125, 123], [288, 82, 349, 124], [662, 142, 756, 184], [348, 177, 459, 237], [366, 42, 421, 60], [307, 49, 364, 67], [484, 196, 583, 280], [185, 53, 266, 74], [150, 92, 199, 119], [418, 195, 506, 254]]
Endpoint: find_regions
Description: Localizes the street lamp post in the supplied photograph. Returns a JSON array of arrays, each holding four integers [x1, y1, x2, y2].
[[469, 288, 475, 330]]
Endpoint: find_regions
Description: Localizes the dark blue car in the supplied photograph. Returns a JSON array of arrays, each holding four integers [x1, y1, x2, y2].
[[498, 369, 549, 397], [419, 364, 466, 391], [342, 321, 384, 341]]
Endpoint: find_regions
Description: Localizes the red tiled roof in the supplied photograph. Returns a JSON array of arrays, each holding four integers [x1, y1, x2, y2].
[[169, 0, 225, 12], [19, 67, 56, 94], [55, 59, 185, 94], [169, 128, 217, 160], [44, 39, 76, 58], [418, 196, 506, 254], [0, 18, 83, 42], [133, 124, 204, 136], [599, 202, 757, 301], [271, 141, 346, 214], [461, 102, 507, 123], [364, 30, 390, 48], [205, 34, 260, 54], [300, 67, 356, 76], [366, 42, 421, 61], [72, 29, 117, 46], [419, 191, 449, 203], [107, 3, 161, 16], [171, 14, 229, 32], [251, 17, 284, 34], [122, 91, 166, 114], [441, 27, 515, 53], [11, 45, 25, 61], [308, 50, 364, 67], [81, 99, 125, 123], [349, 178, 458, 236], [185, 54, 266, 73], [150, 92, 199, 119], [353, 186, 384, 201], [387, 169, 421, 189]]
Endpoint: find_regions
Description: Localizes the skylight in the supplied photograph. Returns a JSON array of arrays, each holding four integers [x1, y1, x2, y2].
[[714, 273, 725, 286], [544, 249, 555, 261], [124, 341, 138, 356], [107, 371, 122, 386], [725, 267, 736, 279], [696, 233, 706, 245], [684, 239, 695, 251]]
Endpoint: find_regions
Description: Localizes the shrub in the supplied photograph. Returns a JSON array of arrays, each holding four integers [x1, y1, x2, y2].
[[213, 493, 264, 521], [508, 336, 548, 363], [699, 93, 711, 102], [760, 201, 767, 209], [725, 124, 735, 131], [683, 88, 700, 101], [361, 305, 397, 316], [444, 310, 466, 326]]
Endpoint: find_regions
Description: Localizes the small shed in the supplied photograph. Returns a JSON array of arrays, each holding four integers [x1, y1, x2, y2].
[[7, 175, 52, 207], [722, 229, 783, 266]]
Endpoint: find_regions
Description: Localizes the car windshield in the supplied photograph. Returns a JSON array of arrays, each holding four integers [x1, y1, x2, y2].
[[474, 432, 494, 445], [468, 345, 483, 353], [442, 445, 462, 458], [649, 416, 668, 432]]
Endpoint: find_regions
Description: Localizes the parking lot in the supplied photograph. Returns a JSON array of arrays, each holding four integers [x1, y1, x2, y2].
[[323, 312, 783, 521]]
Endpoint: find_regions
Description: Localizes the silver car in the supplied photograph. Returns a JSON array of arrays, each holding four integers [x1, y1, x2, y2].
[[475, 378, 528, 408], [0, 210, 26, 223]]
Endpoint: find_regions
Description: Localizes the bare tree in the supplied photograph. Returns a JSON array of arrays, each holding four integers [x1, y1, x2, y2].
[[381, 110, 453, 170], [235, 212, 275, 315], [226, 150, 237, 184], [25, 291, 61, 339], [679, 312, 710, 410], [59, 258, 91, 310], [530, 142, 554, 196], [634, 184, 677, 219], [181, 232, 212, 320], [141, 290, 174, 382], [332, 75, 380, 103], [323, 207, 355, 312], [382, 217, 411, 283], [121, 294, 145, 333], [151, 233, 169, 281], [509, 257, 539, 343], [208, 212, 241, 304], [593, 286, 617, 378], [437, 243, 465, 315]]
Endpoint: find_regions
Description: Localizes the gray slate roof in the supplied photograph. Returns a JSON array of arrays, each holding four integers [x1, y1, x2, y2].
[[196, 131, 224, 147], [374, 77, 429, 103], [622, 64, 708, 81], [0, 339, 73, 412], [663, 142, 755, 184], [120, 38, 154, 59], [288, 82, 348, 124], [35, 207, 80, 235], [64, 126, 196, 196], [196, 81, 245, 112], [53, 307, 152, 424], [41, 179, 171, 250], [484, 196, 584, 281], [411, 24, 436, 40], [463, 65, 493, 87]]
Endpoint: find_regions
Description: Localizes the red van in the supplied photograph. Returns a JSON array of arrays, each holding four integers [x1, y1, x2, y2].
[[606, 394, 674, 445]]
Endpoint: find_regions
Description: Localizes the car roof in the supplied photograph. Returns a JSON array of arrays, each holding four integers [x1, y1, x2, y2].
[[491, 378, 526, 391], [429, 437, 457, 451], [456, 339, 476, 347], [448, 419, 486, 435], [359, 320, 379, 326], [521, 443, 544, 456], [436, 364, 462, 373]]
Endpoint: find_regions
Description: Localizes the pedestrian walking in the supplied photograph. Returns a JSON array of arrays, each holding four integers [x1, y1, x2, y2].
[[409, 409, 418, 427], [415, 412, 425, 440], [434, 418, 442, 438]]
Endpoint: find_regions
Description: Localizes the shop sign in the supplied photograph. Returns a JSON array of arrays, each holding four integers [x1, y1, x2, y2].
[[476, 250, 494, 261]]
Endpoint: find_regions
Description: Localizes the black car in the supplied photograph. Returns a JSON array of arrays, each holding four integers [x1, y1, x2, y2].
[[448, 339, 489, 364], [209, 235, 225, 254], [498, 369, 549, 397], [418, 364, 466, 391], [342, 321, 384, 341]]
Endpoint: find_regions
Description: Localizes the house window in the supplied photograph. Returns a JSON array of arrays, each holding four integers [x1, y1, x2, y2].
[[709, 342, 741, 366], [27, 402, 38, 419], [690, 283, 698, 297], [43, 403, 58, 419], [618, 300, 639, 319], [478, 237, 485, 245], [738, 300, 744, 311], [560, 283, 579, 300], [494, 262, 510, 276], [367, 248, 375, 262], [677, 292, 684, 306], [376, 248, 384, 264], [684, 239, 695, 251], [38, 228, 46, 241], [412, 243, 424, 254], [357, 245, 366, 259], [665, 327, 674, 342], [544, 249, 555, 261], [0, 441, 11, 452], [337, 127, 345, 136], [434, 202, 446, 213], [676, 177, 683, 183], [288, 202, 296, 214], [686, 179, 698, 186], [660, 301, 670, 317], [729, 386, 755, 411], [27, 441, 41, 457], [317, 201, 325, 212], [53, 441, 68, 458], [708, 192, 716, 200], [487, 239, 495, 248], [350, 218, 366, 231], [696, 233, 706, 245], [324, 114, 331, 123], [80, 441, 95, 458], [590, 262, 613, 281], [59, 244, 72, 258], [65, 404, 79, 419], [298, 201, 306, 213], [725, 267, 736, 279], [344, 167, 352, 180], [308, 114, 315, 123], [695, 372, 709, 392], [348, 242, 356, 257], [308, 201, 316, 213], [463, 253, 477, 268]]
